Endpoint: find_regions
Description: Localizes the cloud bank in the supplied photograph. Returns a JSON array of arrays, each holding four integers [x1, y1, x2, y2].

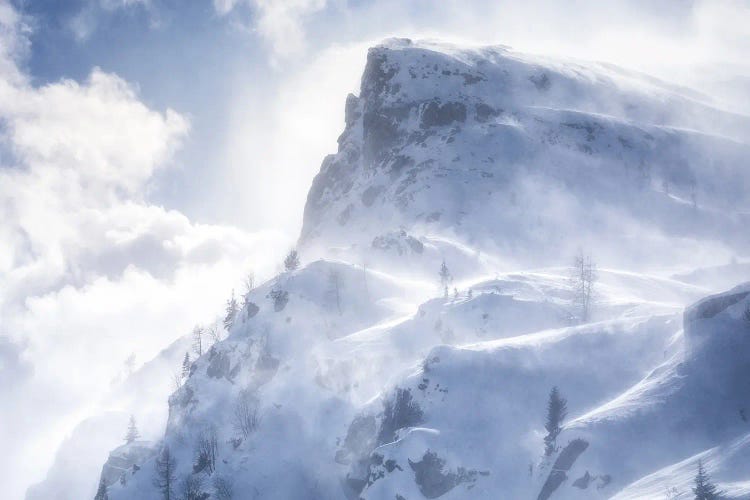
[[0, 2, 286, 498]]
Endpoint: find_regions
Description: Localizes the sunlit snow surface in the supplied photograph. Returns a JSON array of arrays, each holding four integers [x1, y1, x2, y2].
[[41, 39, 750, 499]]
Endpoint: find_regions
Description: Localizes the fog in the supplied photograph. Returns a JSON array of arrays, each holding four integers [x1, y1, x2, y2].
[[1, 0, 748, 499]]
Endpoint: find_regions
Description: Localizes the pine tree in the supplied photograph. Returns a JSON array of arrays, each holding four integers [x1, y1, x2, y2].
[[223, 290, 238, 331], [182, 352, 191, 379], [125, 415, 140, 444], [693, 459, 721, 500], [543, 386, 567, 456], [743, 303, 750, 323], [153, 445, 177, 500], [284, 249, 300, 271], [94, 478, 108, 500]]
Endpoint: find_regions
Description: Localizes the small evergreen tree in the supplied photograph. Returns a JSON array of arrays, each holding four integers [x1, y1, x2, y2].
[[693, 459, 721, 500], [182, 352, 191, 379], [543, 386, 567, 456], [223, 291, 238, 331], [153, 445, 177, 500], [125, 415, 140, 444], [284, 249, 300, 271], [743, 303, 750, 323], [94, 478, 108, 500]]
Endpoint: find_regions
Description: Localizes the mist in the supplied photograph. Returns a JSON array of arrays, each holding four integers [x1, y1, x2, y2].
[[1, 0, 749, 499]]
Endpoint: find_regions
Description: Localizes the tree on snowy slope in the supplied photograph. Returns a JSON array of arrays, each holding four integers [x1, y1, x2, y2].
[[284, 249, 300, 271], [327, 269, 342, 315], [743, 302, 750, 323], [153, 445, 177, 500], [192, 326, 204, 357], [693, 460, 722, 500], [179, 474, 208, 500], [242, 272, 256, 319], [439, 260, 452, 298], [570, 251, 597, 323], [124, 415, 140, 444], [182, 352, 191, 379], [94, 478, 108, 500], [544, 386, 567, 456], [223, 290, 238, 331]]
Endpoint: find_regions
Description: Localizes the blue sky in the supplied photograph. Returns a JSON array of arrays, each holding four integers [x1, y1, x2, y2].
[[1, 1, 748, 498]]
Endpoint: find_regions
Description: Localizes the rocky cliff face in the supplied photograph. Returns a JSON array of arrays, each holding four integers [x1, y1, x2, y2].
[[301, 39, 750, 267]]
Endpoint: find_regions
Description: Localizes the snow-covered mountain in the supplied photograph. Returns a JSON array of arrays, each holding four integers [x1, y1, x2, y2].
[[85, 39, 750, 500], [301, 39, 750, 269]]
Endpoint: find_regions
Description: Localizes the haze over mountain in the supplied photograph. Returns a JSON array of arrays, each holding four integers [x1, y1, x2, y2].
[[52, 39, 750, 500]]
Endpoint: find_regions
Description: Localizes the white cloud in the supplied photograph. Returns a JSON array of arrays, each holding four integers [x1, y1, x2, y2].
[[215, 0, 329, 59], [0, 2, 287, 497]]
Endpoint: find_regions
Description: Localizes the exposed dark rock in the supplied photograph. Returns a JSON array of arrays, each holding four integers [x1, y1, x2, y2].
[[269, 289, 289, 312], [245, 301, 259, 319], [420, 100, 467, 129], [537, 438, 589, 500], [475, 103, 501, 123], [361, 185, 385, 207], [572, 470, 593, 489], [689, 291, 749, 321], [377, 388, 424, 445], [530, 72, 551, 91], [408, 450, 479, 499], [206, 351, 231, 379]]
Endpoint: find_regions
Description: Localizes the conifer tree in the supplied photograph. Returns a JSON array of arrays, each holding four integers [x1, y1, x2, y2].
[[125, 415, 140, 444], [543, 386, 567, 456], [223, 290, 238, 331], [153, 445, 177, 500], [182, 352, 191, 379], [693, 459, 721, 500], [284, 249, 300, 271]]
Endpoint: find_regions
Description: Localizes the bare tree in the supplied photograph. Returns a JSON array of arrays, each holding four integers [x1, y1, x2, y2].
[[570, 250, 597, 323], [179, 474, 207, 500], [439, 260, 452, 298], [153, 445, 177, 500], [194, 425, 218, 475], [192, 326, 204, 358], [173, 371, 183, 392], [233, 388, 260, 439], [206, 325, 222, 346]]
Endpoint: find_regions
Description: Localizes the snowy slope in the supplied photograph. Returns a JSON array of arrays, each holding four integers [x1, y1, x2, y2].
[[95, 38, 750, 500], [101, 256, 711, 499]]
